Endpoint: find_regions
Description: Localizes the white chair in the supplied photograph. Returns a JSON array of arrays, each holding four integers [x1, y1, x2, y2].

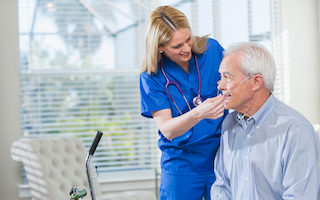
[[11, 135, 156, 200], [11, 135, 100, 200]]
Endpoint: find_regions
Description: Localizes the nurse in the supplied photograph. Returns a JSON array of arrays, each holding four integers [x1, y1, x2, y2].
[[139, 5, 226, 200]]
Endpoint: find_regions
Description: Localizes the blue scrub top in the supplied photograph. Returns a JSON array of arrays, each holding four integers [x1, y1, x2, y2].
[[140, 38, 226, 176]]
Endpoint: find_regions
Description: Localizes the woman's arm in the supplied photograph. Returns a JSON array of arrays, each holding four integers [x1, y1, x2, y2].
[[152, 94, 225, 140]]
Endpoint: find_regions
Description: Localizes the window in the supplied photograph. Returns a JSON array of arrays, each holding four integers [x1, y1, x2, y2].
[[18, 0, 165, 174], [217, 0, 288, 103], [18, 0, 285, 177]]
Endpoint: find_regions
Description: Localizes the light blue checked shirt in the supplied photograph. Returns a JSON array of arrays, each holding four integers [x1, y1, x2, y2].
[[211, 95, 320, 200]]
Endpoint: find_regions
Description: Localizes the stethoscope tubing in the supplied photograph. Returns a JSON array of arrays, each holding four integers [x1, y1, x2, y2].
[[160, 54, 201, 115]]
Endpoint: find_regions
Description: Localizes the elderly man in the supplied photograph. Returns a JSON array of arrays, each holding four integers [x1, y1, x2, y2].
[[211, 42, 320, 200]]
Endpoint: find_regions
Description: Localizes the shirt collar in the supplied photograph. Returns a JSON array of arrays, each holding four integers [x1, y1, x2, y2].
[[236, 94, 276, 128]]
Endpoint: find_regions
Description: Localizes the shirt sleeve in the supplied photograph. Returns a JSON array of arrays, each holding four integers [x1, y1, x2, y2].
[[139, 72, 171, 118], [281, 124, 320, 200], [211, 135, 232, 200]]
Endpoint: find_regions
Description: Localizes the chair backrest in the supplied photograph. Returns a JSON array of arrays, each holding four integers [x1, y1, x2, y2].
[[11, 135, 100, 200]]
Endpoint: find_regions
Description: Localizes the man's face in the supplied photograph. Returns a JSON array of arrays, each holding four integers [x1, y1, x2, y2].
[[217, 54, 253, 113]]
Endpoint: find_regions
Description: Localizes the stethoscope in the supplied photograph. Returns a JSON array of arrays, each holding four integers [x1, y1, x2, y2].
[[160, 54, 202, 115]]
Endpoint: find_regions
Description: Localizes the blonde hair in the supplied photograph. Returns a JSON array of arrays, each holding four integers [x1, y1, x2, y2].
[[141, 6, 208, 74]]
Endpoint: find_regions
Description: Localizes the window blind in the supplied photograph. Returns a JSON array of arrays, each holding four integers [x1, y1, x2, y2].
[[18, 0, 193, 175], [20, 69, 159, 172], [17, 0, 165, 174]]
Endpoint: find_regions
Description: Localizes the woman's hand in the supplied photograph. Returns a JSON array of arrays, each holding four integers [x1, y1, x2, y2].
[[194, 94, 225, 120], [152, 94, 225, 140]]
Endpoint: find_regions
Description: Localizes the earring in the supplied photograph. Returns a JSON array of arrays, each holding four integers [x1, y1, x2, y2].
[[160, 51, 163, 54]]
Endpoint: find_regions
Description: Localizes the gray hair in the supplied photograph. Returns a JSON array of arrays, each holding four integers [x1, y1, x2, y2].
[[223, 42, 276, 92]]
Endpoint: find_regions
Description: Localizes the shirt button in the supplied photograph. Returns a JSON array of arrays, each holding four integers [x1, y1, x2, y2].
[[245, 177, 248, 181], [256, 126, 260, 129], [247, 134, 251, 138], [245, 155, 249, 159]]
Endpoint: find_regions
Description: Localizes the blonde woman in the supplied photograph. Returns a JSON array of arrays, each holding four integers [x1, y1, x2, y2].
[[140, 6, 226, 200]]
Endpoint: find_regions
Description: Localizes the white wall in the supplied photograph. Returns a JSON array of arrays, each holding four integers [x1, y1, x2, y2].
[[282, 0, 320, 124], [0, 0, 22, 199]]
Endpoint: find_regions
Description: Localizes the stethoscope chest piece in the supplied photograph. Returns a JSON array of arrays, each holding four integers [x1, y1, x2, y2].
[[193, 95, 203, 107]]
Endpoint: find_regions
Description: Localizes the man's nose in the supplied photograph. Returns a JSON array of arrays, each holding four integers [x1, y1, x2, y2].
[[217, 79, 225, 91]]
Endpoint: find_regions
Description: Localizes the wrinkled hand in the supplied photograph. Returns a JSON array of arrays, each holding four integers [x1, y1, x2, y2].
[[196, 94, 225, 119]]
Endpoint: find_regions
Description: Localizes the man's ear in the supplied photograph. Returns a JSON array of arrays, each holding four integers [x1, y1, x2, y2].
[[252, 74, 264, 91]]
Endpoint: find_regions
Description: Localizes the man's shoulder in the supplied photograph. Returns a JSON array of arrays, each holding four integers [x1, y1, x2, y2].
[[272, 98, 312, 127]]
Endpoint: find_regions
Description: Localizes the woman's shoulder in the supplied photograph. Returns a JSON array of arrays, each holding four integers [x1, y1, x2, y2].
[[206, 38, 223, 50], [140, 69, 163, 83], [199, 38, 224, 58], [207, 37, 218, 44]]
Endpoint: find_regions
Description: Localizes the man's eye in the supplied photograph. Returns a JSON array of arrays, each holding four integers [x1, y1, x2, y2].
[[225, 77, 231, 83]]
